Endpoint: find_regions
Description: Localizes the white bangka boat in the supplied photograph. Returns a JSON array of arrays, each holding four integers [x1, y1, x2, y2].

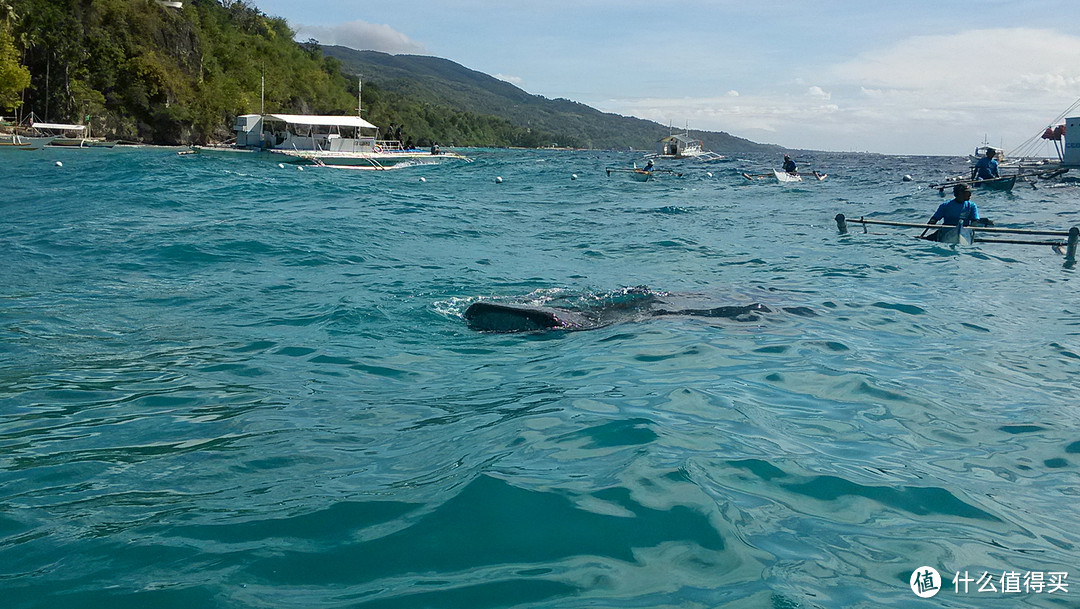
[[652, 129, 725, 162], [225, 113, 468, 169], [30, 121, 88, 146], [194, 77, 469, 169]]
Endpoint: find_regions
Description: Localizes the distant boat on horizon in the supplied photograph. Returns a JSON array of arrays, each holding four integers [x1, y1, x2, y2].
[[650, 127, 726, 162]]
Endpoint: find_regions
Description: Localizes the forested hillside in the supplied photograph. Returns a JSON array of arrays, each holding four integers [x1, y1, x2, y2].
[[1, 0, 778, 151], [323, 46, 778, 153], [5, 0, 356, 143]]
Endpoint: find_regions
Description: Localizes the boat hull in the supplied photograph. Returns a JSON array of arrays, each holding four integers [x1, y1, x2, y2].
[[0, 135, 57, 150], [47, 137, 88, 147], [192, 145, 468, 169], [932, 175, 1017, 192], [925, 226, 975, 245], [605, 168, 653, 182], [975, 176, 1016, 191], [269, 149, 468, 168]]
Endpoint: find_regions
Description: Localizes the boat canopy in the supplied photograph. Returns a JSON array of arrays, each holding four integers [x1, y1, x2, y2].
[[32, 122, 86, 131], [661, 134, 702, 145], [265, 114, 377, 129]]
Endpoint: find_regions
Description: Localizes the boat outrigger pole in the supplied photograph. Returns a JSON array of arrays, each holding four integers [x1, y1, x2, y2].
[[834, 214, 1080, 263]]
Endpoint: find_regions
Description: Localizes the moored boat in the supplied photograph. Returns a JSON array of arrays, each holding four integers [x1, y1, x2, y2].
[[196, 77, 469, 169], [212, 113, 469, 169], [83, 138, 118, 148], [0, 133, 57, 149], [29, 121, 88, 146]]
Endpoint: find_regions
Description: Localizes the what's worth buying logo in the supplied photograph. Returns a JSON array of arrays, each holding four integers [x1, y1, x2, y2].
[[911, 566, 942, 598]]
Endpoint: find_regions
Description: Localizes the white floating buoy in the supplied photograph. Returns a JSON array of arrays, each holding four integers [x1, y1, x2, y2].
[[571, 174, 578, 180], [902, 174, 914, 182], [297, 166, 304, 171], [278, 163, 285, 169], [494, 176, 503, 183], [706, 172, 713, 178], [419, 177, 426, 182], [54, 161, 63, 167]]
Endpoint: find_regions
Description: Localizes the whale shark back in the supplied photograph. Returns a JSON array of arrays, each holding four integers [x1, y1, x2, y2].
[[464, 302, 586, 333], [464, 300, 778, 333]]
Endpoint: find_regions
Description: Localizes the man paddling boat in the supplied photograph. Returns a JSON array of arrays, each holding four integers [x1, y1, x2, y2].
[[782, 154, 798, 175], [920, 183, 991, 241], [971, 148, 1000, 180]]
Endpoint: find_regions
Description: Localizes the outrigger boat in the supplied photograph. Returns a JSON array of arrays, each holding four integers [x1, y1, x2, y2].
[[32, 121, 88, 146], [17, 113, 117, 147], [742, 170, 827, 182], [929, 174, 1017, 192], [215, 113, 469, 169], [834, 214, 1080, 264], [650, 129, 726, 162], [193, 78, 470, 170], [0, 133, 56, 149], [605, 166, 683, 182]]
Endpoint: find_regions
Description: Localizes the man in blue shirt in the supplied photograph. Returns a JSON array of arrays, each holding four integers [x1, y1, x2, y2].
[[782, 154, 797, 174], [921, 184, 984, 240], [972, 148, 1000, 180]]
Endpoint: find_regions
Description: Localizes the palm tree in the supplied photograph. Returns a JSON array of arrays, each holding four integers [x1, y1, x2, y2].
[[0, 2, 16, 28]]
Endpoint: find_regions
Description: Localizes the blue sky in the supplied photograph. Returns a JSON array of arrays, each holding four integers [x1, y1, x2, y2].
[[252, 0, 1080, 156]]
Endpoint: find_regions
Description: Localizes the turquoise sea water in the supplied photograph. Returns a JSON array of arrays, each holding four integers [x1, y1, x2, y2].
[[2, 146, 1079, 609]]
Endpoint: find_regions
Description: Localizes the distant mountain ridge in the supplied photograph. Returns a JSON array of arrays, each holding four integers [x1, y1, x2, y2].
[[322, 45, 780, 153]]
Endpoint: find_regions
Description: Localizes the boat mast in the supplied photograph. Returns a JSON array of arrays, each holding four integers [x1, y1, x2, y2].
[[357, 76, 362, 117]]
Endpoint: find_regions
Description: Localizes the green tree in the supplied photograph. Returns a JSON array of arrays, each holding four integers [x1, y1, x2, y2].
[[0, 25, 29, 112]]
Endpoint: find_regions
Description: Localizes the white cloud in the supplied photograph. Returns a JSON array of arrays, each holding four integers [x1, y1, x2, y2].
[[607, 93, 841, 141], [495, 74, 524, 86], [819, 28, 1080, 152], [726, 90, 739, 97], [598, 28, 1080, 154], [833, 28, 1080, 93], [293, 20, 426, 54], [828, 28, 1080, 125]]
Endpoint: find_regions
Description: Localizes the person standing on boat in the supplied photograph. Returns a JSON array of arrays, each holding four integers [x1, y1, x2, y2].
[[972, 148, 1000, 180], [782, 155, 797, 175], [643, 159, 655, 172], [920, 183, 982, 239]]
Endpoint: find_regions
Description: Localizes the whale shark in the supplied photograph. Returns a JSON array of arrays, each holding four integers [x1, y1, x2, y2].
[[462, 288, 783, 333]]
